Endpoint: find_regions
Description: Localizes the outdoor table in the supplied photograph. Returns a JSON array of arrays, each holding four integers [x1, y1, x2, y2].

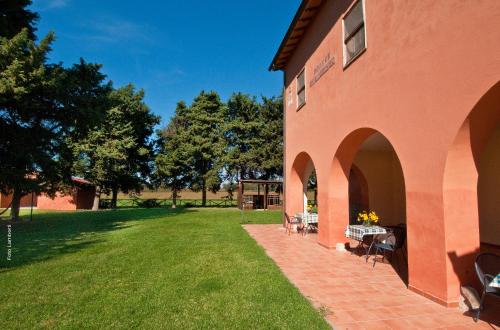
[[490, 273, 500, 288], [295, 213, 318, 235], [345, 225, 387, 260]]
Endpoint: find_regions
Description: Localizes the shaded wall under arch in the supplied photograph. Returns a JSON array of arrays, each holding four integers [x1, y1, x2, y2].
[[352, 144, 407, 227], [478, 123, 500, 246], [443, 80, 500, 302], [348, 164, 369, 224]]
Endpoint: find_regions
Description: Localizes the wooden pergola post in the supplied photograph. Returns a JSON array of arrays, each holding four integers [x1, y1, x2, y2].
[[237, 179, 283, 210], [238, 181, 243, 209], [264, 183, 269, 210], [257, 184, 260, 208]]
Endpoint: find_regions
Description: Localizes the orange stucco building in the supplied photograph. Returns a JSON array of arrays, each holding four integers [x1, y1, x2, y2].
[[271, 0, 500, 307], [0, 177, 95, 211]]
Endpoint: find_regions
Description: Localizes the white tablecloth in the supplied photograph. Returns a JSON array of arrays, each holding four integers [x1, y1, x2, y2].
[[296, 213, 318, 225], [345, 225, 387, 241]]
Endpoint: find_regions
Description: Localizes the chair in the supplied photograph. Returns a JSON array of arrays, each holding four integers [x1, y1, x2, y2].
[[372, 224, 406, 271], [474, 253, 500, 322], [301, 213, 318, 236], [284, 213, 301, 236]]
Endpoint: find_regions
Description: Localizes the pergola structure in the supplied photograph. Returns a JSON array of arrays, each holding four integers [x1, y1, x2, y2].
[[237, 179, 283, 210]]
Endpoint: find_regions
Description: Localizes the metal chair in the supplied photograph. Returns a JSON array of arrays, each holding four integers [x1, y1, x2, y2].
[[301, 213, 318, 236], [474, 253, 500, 322], [372, 224, 407, 271], [284, 212, 301, 236]]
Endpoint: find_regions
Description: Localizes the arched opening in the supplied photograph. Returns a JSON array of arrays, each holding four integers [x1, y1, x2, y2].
[[350, 133, 408, 281], [306, 169, 318, 213], [329, 129, 407, 281], [288, 152, 319, 237], [443, 81, 500, 304], [478, 122, 500, 251], [349, 164, 369, 225], [350, 133, 407, 228]]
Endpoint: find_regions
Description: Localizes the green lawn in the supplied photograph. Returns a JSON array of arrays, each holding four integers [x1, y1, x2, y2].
[[0, 208, 330, 329]]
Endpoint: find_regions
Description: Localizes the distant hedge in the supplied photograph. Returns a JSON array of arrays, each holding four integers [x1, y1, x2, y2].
[[99, 198, 237, 209]]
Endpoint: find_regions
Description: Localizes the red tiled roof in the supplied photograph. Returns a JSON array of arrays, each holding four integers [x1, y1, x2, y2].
[[71, 177, 94, 186], [269, 0, 324, 71]]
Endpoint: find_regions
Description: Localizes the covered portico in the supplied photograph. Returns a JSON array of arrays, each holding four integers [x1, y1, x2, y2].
[[244, 224, 499, 328]]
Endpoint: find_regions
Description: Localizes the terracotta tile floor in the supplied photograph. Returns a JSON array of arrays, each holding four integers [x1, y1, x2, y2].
[[243, 224, 500, 330]]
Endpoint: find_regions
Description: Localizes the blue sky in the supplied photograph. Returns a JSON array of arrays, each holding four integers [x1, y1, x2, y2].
[[31, 0, 299, 126]]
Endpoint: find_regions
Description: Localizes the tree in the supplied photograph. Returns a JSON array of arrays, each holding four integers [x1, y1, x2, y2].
[[0, 0, 39, 39], [223, 93, 262, 181], [255, 95, 283, 179], [59, 59, 113, 178], [222, 93, 283, 181], [307, 169, 317, 206], [182, 91, 225, 206], [222, 182, 236, 200], [0, 29, 109, 219], [156, 90, 282, 208], [74, 84, 160, 209], [155, 101, 190, 208]]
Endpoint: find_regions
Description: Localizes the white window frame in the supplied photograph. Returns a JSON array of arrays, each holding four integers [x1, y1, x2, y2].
[[296, 68, 306, 110], [342, 0, 367, 68]]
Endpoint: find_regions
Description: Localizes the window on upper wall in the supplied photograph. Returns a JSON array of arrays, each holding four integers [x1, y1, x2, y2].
[[343, 0, 366, 67], [297, 69, 306, 109]]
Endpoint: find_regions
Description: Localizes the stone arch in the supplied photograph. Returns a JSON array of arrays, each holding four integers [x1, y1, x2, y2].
[[443, 80, 500, 301], [324, 129, 376, 244], [324, 128, 407, 252], [288, 151, 318, 218]]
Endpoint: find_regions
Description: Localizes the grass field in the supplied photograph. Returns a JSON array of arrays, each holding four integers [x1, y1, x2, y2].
[[0, 208, 329, 329]]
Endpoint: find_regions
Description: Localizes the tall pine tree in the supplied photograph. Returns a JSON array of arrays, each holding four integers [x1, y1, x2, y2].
[[74, 84, 160, 209], [223, 93, 283, 180], [223, 93, 262, 181], [256, 95, 283, 179], [155, 101, 190, 208], [183, 91, 225, 206], [0, 30, 110, 219], [0, 0, 39, 39], [156, 91, 283, 208]]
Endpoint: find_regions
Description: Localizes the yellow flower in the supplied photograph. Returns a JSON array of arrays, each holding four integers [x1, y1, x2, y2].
[[368, 211, 379, 221], [357, 210, 381, 224], [357, 210, 380, 224], [358, 211, 369, 221]]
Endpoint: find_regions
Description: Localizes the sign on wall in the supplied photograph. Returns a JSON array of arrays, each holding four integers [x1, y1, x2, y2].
[[310, 52, 335, 87]]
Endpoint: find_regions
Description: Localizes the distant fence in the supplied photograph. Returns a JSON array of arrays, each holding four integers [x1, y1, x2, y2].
[[99, 198, 238, 209]]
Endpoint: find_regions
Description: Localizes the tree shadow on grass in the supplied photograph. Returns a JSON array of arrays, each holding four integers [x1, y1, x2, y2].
[[0, 207, 195, 271]]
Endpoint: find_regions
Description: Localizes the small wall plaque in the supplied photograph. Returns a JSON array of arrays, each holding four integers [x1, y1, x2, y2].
[[310, 52, 335, 87]]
